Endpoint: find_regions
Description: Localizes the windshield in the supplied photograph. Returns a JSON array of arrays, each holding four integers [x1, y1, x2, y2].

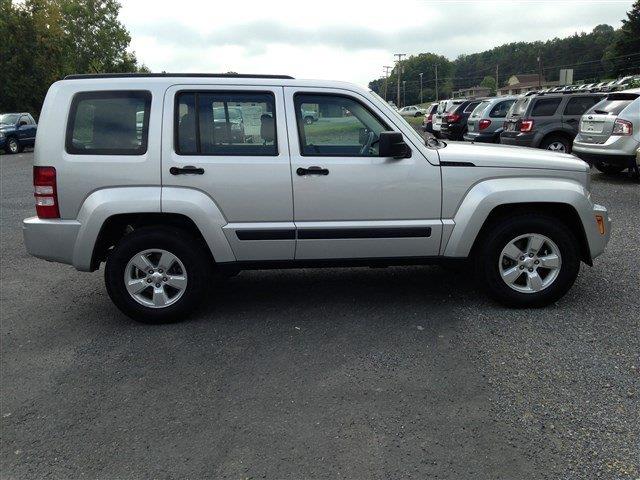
[[508, 97, 530, 117], [0, 114, 20, 125], [470, 101, 491, 118], [368, 90, 426, 146]]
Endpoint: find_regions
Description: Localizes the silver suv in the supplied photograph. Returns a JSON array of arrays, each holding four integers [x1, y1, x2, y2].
[[23, 74, 611, 323], [572, 89, 640, 175], [464, 96, 518, 143]]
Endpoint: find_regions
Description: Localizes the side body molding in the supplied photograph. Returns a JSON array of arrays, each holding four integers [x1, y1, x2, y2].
[[161, 187, 236, 263], [442, 177, 592, 257], [73, 187, 162, 271]]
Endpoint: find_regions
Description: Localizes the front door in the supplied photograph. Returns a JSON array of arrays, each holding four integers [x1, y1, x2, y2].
[[284, 87, 442, 260], [162, 85, 294, 261]]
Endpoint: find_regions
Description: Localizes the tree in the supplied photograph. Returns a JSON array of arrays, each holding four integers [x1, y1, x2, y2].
[[0, 0, 148, 115], [607, 0, 640, 76], [480, 76, 497, 95]]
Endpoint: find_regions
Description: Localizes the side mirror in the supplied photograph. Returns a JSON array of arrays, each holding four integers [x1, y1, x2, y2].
[[379, 131, 410, 159]]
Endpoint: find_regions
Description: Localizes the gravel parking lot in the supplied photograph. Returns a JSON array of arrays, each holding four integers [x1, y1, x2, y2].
[[1, 150, 638, 479]]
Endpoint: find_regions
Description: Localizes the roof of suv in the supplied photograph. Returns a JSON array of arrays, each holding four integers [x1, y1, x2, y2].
[[64, 73, 295, 80]]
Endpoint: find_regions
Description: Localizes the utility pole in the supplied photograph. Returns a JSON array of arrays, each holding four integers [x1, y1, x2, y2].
[[495, 64, 499, 94], [537, 53, 542, 88], [403, 80, 406, 106], [419, 72, 423, 104], [394, 53, 406, 107], [383, 66, 392, 101], [435, 64, 439, 101]]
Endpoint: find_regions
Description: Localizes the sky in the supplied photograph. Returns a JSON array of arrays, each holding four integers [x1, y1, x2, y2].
[[120, 0, 632, 87]]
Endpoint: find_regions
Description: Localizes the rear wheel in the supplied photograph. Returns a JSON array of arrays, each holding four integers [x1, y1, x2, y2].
[[540, 135, 571, 153], [475, 214, 580, 307], [105, 227, 211, 324], [593, 162, 626, 175]]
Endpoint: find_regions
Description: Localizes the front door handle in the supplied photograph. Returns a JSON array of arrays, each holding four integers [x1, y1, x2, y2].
[[170, 165, 205, 175], [297, 166, 329, 176]]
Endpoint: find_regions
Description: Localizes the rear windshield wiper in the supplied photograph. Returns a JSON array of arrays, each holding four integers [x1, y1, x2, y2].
[[592, 110, 610, 115]]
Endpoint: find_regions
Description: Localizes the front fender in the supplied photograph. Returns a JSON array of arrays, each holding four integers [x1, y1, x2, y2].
[[442, 177, 593, 257]]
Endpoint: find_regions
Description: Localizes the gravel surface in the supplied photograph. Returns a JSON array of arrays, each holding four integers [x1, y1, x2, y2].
[[1, 151, 638, 479]]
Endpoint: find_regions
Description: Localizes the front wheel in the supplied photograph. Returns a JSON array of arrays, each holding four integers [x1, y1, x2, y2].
[[4, 137, 19, 154], [475, 214, 580, 307], [105, 227, 211, 323]]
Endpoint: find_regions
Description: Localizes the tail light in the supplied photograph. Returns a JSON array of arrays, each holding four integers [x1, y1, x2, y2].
[[426, 113, 433, 123], [33, 166, 60, 219], [612, 118, 632, 136], [520, 119, 534, 132], [479, 119, 491, 130], [446, 113, 461, 123]]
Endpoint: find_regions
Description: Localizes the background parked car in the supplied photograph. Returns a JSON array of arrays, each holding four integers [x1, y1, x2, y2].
[[464, 96, 517, 143], [572, 89, 640, 174], [421, 103, 439, 133], [0, 113, 37, 154], [398, 105, 427, 117], [301, 109, 319, 124], [500, 93, 603, 152], [440, 98, 483, 141]]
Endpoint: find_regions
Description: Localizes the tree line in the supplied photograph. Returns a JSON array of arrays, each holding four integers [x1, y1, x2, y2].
[[370, 0, 640, 106], [0, 0, 148, 117]]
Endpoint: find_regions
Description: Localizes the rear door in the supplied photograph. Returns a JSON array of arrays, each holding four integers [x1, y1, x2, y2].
[[162, 85, 295, 261], [562, 96, 601, 134], [284, 87, 442, 260]]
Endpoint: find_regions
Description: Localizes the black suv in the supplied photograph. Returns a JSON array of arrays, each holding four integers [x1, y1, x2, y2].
[[440, 99, 483, 141], [500, 93, 603, 153]]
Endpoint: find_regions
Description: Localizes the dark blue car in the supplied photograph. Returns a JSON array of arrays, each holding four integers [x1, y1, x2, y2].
[[0, 113, 37, 154]]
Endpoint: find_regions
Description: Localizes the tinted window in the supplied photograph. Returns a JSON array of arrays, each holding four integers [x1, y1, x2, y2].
[[294, 94, 389, 157], [531, 98, 561, 116], [508, 97, 530, 117], [471, 101, 490, 118], [66, 91, 151, 155], [588, 94, 638, 115], [563, 96, 600, 116], [490, 100, 515, 118], [175, 91, 277, 156], [464, 101, 480, 113]]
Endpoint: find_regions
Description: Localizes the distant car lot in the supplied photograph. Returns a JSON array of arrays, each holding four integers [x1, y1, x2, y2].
[[2, 151, 639, 479]]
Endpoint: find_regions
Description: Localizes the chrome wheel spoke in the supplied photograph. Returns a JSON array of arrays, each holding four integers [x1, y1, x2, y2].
[[527, 271, 544, 291], [527, 234, 545, 254], [502, 266, 522, 284], [502, 242, 524, 261], [131, 254, 154, 272], [126, 278, 149, 295], [152, 286, 170, 307], [165, 275, 187, 290], [158, 251, 177, 271], [538, 253, 560, 269]]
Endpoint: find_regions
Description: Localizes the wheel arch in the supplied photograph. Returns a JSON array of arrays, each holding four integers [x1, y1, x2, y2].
[[442, 178, 593, 265], [535, 129, 574, 149]]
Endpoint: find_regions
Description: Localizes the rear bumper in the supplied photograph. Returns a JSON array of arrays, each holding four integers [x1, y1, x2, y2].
[[500, 132, 536, 147], [23, 217, 81, 266], [573, 137, 640, 165]]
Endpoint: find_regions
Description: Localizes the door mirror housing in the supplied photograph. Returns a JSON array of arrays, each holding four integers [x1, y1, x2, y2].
[[379, 131, 410, 159]]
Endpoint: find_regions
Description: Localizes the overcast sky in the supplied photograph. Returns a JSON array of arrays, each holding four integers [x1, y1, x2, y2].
[[120, 0, 631, 86]]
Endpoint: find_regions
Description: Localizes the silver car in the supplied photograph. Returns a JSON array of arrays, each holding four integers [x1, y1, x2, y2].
[[398, 105, 427, 117], [572, 88, 640, 174], [464, 96, 517, 143]]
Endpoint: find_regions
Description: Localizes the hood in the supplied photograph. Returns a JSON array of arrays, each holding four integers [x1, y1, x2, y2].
[[440, 141, 589, 172]]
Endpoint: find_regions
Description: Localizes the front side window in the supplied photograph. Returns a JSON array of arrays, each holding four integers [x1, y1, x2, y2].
[[66, 91, 151, 155], [175, 91, 277, 156], [294, 94, 389, 157], [531, 98, 562, 117], [563, 96, 600, 116]]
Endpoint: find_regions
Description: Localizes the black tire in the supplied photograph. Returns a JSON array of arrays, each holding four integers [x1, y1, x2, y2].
[[414, 112, 422, 117], [540, 134, 571, 153], [593, 162, 626, 175], [304, 116, 314, 125], [105, 226, 211, 324], [4, 137, 19, 154], [474, 214, 581, 307]]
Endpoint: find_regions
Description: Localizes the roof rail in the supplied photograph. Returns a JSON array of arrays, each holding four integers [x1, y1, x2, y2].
[[64, 73, 295, 80]]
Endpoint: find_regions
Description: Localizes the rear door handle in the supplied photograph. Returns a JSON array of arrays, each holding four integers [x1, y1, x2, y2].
[[297, 166, 329, 176], [170, 166, 204, 175]]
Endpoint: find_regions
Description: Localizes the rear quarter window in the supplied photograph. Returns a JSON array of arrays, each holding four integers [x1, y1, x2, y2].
[[531, 98, 561, 117], [563, 96, 601, 116], [508, 97, 530, 117], [65, 91, 151, 155], [489, 99, 515, 118]]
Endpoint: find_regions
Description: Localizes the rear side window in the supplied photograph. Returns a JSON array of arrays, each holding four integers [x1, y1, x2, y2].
[[471, 101, 490, 118], [66, 91, 151, 155], [175, 91, 277, 156], [563, 96, 600, 116], [489, 100, 515, 118], [531, 98, 561, 116]]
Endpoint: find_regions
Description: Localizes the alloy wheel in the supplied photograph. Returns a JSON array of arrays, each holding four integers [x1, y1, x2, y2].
[[124, 249, 188, 308], [498, 233, 562, 293], [546, 141, 566, 152], [8, 138, 18, 153]]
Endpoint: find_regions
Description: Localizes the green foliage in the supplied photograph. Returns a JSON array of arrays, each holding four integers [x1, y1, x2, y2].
[[0, 0, 148, 116], [480, 76, 497, 95], [607, 0, 640, 76]]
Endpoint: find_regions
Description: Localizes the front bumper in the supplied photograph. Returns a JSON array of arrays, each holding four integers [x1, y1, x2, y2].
[[23, 217, 81, 266], [587, 204, 611, 260]]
